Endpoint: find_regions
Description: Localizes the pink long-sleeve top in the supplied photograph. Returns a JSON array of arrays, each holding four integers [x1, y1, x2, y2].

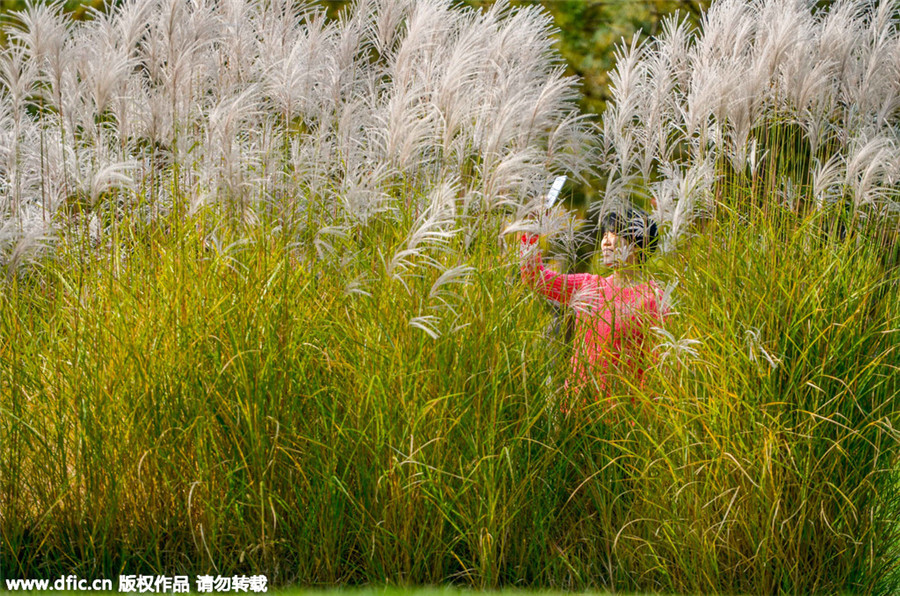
[[520, 234, 665, 408]]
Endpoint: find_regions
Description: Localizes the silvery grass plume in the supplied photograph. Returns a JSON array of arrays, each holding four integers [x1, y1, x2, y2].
[[599, 0, 900, 252], [0, 0, 595, 329], [652, 326, 703, 368]]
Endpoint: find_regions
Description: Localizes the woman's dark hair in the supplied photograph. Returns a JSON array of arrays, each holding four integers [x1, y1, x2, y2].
[[599, 206, 659, 262]]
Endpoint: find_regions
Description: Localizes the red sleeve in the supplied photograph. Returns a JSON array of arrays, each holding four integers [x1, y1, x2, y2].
[[519, 234, 598, 304]]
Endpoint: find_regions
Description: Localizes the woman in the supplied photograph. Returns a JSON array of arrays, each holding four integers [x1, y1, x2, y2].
[[520, 206, 666, 415]]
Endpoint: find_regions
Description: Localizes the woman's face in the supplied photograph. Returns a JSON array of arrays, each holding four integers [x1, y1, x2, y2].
[[600, 230, 636, 267]]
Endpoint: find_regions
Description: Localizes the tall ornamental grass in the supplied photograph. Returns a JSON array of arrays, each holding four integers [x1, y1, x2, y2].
[[599, 0, 900, 249], [0, 0, 594, 285], [2, 195, 898, 594], [1, 0, 899, 593]]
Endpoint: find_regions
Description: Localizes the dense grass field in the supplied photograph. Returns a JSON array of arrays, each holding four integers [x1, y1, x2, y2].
[[1, 0, 900, 593], [2, 199, 898, 593]]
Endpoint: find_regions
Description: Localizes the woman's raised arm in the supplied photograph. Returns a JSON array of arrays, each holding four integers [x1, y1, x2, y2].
[[519, 234, 599, 305]]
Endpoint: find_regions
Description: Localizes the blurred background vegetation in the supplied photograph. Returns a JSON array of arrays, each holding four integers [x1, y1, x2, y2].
[[0, 0, 104, 20]]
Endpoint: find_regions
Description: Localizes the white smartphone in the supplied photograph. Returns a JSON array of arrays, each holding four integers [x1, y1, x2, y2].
[[545, 175, 567, 209]]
